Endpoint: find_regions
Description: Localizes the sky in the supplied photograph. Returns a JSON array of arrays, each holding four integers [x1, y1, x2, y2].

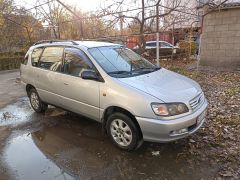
[[14, 0, 140, 30], [15, 0, 103, 12]]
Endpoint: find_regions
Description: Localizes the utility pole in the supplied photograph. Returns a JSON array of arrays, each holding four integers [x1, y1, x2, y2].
[[119, 11, 123, 36], [156, 2, 160, 67], [171, 16, 175, 60]]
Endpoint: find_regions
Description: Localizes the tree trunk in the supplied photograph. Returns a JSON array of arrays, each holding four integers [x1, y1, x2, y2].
[[25, 28, 32, 45]]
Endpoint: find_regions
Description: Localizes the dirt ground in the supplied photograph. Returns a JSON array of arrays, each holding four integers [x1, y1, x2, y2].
[[0, 64, 239, 180]]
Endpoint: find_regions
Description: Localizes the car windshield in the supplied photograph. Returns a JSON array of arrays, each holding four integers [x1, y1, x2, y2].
[[88, 46, 160, 78], [146, 42, 173, 48]]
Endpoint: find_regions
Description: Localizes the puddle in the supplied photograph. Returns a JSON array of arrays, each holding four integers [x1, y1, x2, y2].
[[0, 97, 66, 127], [0, 97, 32, 126], [0, 98, 217, 179], [4, 124, 209, 179], [3, 133, 75, 180], [2, 126, 216, 180]]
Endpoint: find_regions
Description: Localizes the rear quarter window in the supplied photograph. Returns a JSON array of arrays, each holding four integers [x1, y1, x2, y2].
[[31, 48, 44, 67], [21, 54, 29, 65]]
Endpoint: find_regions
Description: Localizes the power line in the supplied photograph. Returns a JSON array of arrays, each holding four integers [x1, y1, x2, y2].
[[60, 4, 156, 23], [7, 0, 199, 37], [55, 3, 198, 25], [15, 0, 198, 25], [17, 0, 199, 18], [55, 0, 84, 36], [21, 0, 55, 12], [2, 16, 27, 28]]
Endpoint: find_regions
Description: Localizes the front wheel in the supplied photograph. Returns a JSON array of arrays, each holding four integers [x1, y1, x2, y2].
[[106, 112, 143, 151], [29, 88, 48, 113]]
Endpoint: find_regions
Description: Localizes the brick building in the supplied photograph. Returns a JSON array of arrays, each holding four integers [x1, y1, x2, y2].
[[199, 3, 240, 70]]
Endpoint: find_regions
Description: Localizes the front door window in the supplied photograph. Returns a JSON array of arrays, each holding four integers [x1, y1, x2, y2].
[[63, 47, 94, 77]]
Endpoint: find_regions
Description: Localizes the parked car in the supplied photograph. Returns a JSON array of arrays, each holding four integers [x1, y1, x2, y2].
[[133, 40, 180, 57], [20, 40, 208, 151]]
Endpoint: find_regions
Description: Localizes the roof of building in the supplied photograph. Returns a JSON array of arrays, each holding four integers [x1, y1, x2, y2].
[[212, 2, 240, 10], [197, 2, 240, 11]]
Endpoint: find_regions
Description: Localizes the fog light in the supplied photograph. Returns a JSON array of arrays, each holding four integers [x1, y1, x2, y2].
[[170, 128, 188, 136]]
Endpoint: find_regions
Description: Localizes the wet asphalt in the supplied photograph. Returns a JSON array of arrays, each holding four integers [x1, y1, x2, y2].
[[0, 70, 216, 180]]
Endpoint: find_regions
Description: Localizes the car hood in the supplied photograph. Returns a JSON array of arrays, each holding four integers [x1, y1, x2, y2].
[[118, 68, 202, 103], [145, 46, 178, 49]]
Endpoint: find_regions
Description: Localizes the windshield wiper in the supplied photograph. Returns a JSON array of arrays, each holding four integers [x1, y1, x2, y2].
[[132, 67, 161, 72], [108, 67, 160, 76], [108, 70, 132, 75]]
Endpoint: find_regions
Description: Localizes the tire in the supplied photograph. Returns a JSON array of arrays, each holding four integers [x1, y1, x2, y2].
[[29, 88, 48, 113], [106, 112, 143, 151]]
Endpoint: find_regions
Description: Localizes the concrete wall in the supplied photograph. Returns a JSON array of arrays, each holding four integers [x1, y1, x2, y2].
[[200, 8, 240, 70]]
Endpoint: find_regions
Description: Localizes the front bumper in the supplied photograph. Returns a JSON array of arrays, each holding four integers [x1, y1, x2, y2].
[[136, 100, 208, 143]]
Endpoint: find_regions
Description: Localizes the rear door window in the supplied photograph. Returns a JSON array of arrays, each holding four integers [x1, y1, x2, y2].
[[39, 47, 64, 71], [31, 48, 44, 67]]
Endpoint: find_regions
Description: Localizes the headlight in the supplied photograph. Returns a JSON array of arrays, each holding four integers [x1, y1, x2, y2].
[[151, 103, 189, 116]]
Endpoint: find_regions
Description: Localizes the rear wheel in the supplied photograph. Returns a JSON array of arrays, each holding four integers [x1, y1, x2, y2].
[[106, 112, 143, 151], [29, 88, 48, 113]]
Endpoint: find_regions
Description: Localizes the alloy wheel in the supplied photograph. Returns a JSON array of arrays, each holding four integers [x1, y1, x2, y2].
[[30, 92, 40, 110], [110, 119, 133, 147]]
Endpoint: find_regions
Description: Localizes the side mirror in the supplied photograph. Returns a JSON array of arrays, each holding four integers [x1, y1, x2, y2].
[[81, 70, 100, 81]]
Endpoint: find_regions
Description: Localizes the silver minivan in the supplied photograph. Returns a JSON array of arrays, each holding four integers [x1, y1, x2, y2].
[[20, 40, 208, 151]]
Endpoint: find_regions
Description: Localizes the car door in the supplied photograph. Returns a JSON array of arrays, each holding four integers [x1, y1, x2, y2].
[[160, 42, 174, 56], [34, 46, 65, 106], [55, 47, 100, 121]]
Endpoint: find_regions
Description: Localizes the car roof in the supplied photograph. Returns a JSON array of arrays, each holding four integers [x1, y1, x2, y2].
[[32, 40, 121, 49], [146, 41, 169, 43], [76, 41, 120, 48]]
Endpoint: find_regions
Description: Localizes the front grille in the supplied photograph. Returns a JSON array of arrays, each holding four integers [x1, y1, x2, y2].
[[189, 92, 205, 111]]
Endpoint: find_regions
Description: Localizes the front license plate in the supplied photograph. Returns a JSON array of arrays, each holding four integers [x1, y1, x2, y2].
[[197, 110, 206, 125]]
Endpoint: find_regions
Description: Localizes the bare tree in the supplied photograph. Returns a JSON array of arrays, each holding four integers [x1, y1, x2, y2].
[[0, 0, 45, 51], [98, 0, 184, 52], [36, 0, 68, 39]]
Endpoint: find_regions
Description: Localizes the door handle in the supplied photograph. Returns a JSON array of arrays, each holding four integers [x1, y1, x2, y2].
[[64, 82, 69, 85]]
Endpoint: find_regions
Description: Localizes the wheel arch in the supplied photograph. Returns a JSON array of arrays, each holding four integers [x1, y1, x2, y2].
[[26, 84, 35, 96], [102, 106, 143, 138]]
